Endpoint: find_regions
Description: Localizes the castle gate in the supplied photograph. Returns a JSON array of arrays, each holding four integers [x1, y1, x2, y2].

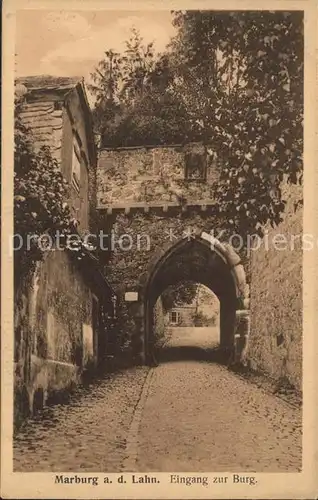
[[96, 144, 249, 364]]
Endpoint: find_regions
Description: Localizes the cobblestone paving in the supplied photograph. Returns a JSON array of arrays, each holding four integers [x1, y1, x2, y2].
[[13, 328, 302, 473], [13, 367, 149, 472], [136, 327, 302, 472]]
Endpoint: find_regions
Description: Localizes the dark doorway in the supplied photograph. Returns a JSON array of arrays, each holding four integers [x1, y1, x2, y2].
[[144, 237, 239, 364]]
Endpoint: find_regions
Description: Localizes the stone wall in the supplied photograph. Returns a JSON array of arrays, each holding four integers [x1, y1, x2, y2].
[[62, 87, 91, 233], [14, 250, 95, 425], [97, 144, 220, 208], [96, 144, 240, 362], [14, 79, 107, 427], [102, 208, 243, 363], [106, 211, 219, 292], [103, 212, 188, 361], [246, 179, 302, 390]]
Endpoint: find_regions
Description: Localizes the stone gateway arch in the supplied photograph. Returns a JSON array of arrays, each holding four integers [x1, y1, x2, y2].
[[140, 232, 248, 364], [96, 143, 250, 365]]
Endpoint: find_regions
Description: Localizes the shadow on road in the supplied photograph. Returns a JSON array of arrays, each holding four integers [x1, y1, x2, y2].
[[156, 345, 229, 365]]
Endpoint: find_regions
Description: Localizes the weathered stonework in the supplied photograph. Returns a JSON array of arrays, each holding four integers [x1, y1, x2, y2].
[[14, 77, 114, 426], [246, 179, 302, 390], [14, 251, 89, 421], [97, 145, 220, 208], [99, 209, 248, 365], [14, 248, 114, 424], [97, 143, 301, 386], [15, 72, 303, 410]]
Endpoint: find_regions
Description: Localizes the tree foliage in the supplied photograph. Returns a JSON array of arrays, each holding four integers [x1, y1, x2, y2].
[[90, 11, 303, 235], [89, 28, 187, 146], [161, 281, 198, 311], [169, 11, 303, 235]]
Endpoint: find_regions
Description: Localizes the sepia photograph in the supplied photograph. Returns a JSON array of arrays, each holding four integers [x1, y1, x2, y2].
[[1, 1, 317, 498]]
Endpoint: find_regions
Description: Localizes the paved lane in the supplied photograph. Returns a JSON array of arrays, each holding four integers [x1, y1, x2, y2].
[[13, 327, 302, 473], [135, 327, 302, 472], [13, 368, 149, 472]]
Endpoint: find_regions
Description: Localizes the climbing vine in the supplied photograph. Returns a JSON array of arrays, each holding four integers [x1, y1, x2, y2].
[[14, 95, 81, 287]]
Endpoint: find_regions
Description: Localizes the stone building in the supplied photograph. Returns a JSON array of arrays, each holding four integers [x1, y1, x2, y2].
[[14, 74, 302, 417], [168, 306, 196, 327], [14, 76, 116, 424], [96, 144, 249, 365], [96, 144, 302, 391]]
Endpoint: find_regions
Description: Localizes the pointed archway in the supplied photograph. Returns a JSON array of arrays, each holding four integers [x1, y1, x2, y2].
[[141, 232, 248, 364]]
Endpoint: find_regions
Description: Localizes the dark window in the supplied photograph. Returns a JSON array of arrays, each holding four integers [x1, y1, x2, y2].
[[72, 136, 81, 192], [276, 333, 284, 347], [171, 311, 177, 323], [54, 101, 63, 110], [184, 144, 207, 181]]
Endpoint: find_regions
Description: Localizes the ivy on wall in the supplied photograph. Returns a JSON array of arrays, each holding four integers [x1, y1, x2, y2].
[[14, 94, 100, 290], [14, 95, 73, 286]]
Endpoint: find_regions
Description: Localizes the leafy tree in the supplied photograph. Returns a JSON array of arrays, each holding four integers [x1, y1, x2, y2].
[[90, 12, 303, 236], [161, 281, 198, 311], [170, 11, 303, 235], [89, 49, 122, 143], [89, 28, 155, 145], [89, 28, 188, 147], [120, 27, 155, 105]]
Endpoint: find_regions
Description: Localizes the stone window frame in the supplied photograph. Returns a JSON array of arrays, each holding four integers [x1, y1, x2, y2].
[[184, 144, 208, 182]]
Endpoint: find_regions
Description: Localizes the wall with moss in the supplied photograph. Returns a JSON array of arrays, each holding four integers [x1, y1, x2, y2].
[[14, 249, 95, 424], [97, 144, 220, 207], [43, 250, 93, 363], [246, 180, 302, 390]]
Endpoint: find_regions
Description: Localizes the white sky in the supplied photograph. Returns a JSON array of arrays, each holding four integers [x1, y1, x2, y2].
[[15, 10, 176, 84]]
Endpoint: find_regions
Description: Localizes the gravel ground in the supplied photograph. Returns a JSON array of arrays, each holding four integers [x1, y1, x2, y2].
[[13, 367, 149, 472], [136, 328, 302, 472]]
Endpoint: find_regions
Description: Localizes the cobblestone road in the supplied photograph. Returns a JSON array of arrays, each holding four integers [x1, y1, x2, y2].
[[13, 367, 149, 472], [135, 327, 302, 472], [13, 327, 302, 473]]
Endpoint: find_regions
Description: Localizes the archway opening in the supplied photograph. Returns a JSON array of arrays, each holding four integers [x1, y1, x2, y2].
[[152, 282, 221, 362], [144, 236, 240, 364]]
